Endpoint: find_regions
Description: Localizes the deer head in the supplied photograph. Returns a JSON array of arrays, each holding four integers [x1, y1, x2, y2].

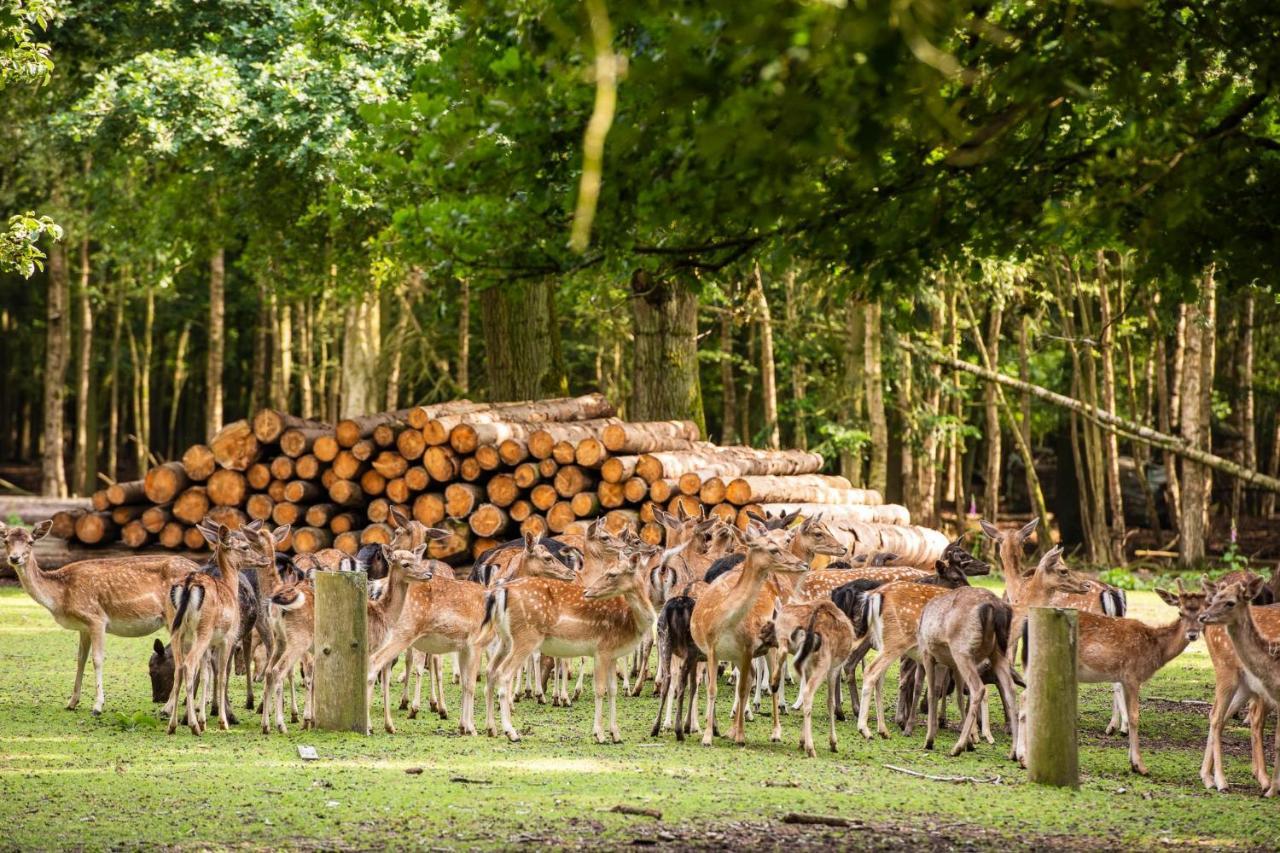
[[199, 519, 268, 569], [792, 514, 846, 558], [0, 519, 51, 571], [523, 532, 578, 582], [932, 559, 971, 588], [1155, 579, 1208, 642], [1023, 545, 1091, 599], [243, 522, 291, 565], [980, 517, 1039, 576], [1200, 574, 1266, 626], [384, 543, 432, 582], [742, 532, 810, 576], [582, 550, 648, 601]]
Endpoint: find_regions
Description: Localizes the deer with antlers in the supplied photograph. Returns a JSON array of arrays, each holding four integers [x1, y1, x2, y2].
[[0, 520, 200, 716]]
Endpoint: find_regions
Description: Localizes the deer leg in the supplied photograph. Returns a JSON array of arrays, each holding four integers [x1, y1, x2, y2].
[[67, 631, 89, 711], [242, 637, 254, 711], [431, 654, 448, 720], [184, 649, 203, 736], [398, 650, 413, 712], [498, 637, 537, 742], [86, 624, 107, 716], [1106, 682, 1128, 735], [701, 650, 719, 746], [216, 642, 235, 730], [651, 660, 670, 738], [951, 659, 984, 757], [732, 657, 752, 746], [857, 652, 895, 740], [1266, 712, 1280, 798], [797, 667, 818, 758], [165, 646, 185, 735], [993, 658, 1019, 762], [923, 655, 939, 751], [1123, 683, 1146, 775], [288, 667, 299, 723], [770, 661, 784, 743]]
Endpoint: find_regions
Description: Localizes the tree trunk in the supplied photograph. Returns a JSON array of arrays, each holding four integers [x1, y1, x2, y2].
[[277, 300, 294, 411], [167, 323, 191, 458], [341, 289, 382, 419], [1151, 294, 1181, 535], [1233, 292, 1255, 526], [105, 271, 123, 481], [72, 237, 93, 495], [206, 248, 225, 440], [841, 301, 865, 486], [750, 263, 780, 449], [250, 280, 269, 417], [917, 292, 944, 529], [297, 297, 314, 419], [457, 276, 470, 394], [628, 270, 704, 430], [42, 239, 69, 497], [385, 286, 409, 410], [978, 303, 1002, 522], [1178, 279, 1209, 566], [783, 270, 807, 450], [1096, 253, 1126, 562], [719, 284, 738, 445], [864, 301, 888, 495], [481, 279, 564, 401]]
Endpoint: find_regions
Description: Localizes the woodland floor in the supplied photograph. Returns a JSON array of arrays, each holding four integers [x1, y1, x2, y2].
[[0, 581, 1277, 851]]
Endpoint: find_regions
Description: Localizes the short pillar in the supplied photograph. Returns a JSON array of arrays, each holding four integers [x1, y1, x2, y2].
[[313, 570, 368, 733], [1026, 606, 1078, 788]]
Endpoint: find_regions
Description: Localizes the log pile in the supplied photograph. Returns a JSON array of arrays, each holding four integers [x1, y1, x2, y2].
[[56, 393, 942, 566]]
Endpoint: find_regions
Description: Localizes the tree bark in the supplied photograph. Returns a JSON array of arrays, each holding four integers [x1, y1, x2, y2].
[[297, 297, 314, 419], [750, 263, 780, 449], [719, 285, 738, 445], [72, 237, 93, 495], [864, 301, 888, 495], [1233, 292, 1255, 525], [479, 279, 564, 401], [341, 289, 382, 419], [783, 269, 808, 450], [1096, 253, 1126, 561], [457, 276, 470, 394], [42, 239, 69, 497], [841, 301, 865, 486], [206, 248, 225, 439], [628, 270, 704, 430], [1151, 293, 1181, 534], [167, 323, 191, 459], [105, 271, 123, 481]]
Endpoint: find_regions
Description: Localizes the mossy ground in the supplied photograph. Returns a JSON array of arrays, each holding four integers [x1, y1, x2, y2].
[[0, 583, 1276, 850]]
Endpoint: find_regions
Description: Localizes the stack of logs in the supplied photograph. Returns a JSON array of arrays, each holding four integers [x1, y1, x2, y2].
[[52, 394, 948, 566]]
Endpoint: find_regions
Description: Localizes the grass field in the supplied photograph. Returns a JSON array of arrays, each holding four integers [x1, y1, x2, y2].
[[0, 581, 1277, 850]]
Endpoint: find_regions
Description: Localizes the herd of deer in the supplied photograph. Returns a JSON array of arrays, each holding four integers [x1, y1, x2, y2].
[[4, 508, 1280, 794]]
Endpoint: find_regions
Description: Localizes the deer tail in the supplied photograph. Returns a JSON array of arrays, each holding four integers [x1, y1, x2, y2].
[[169, 576, 204, 636], [473, 585, 507, 648], [990, 602, 1013, 657], [794, 611, 823, 674], [866, 592, 885, 651]]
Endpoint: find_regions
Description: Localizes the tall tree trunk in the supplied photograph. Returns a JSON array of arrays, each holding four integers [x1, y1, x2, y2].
[[481, 279, 565, 402], [947, 288, 966, 530], [250, 279, 269, 415], [206, 248, 225, 439], [980, 303, 1002, 522], [1233, 292, 1255, 526], [341, 289, 382, 418], [385, 287, 409, 410], [72, 236, 93, 494], [740, 321, 756, 445], [782, 270, 807, 450], [864, 300, 887, 495], [1178, 267, 1214, 567], [1096, 252, 1126, 562], [750, 263, 780, 450], [628, 271, 704, 429], [841, 301, 865, 486], [457, 277, 470, 394], [168, 323, 191, 456], [278, 301, 293, 411], [105, 271, 123, 481], [917, 299, 945, 528], [297, 297, 314, 419], [900, 345, 916, 515], [42, 239, 70, 497], [1151, 294, 1180, 536], [719, 286, 738, 445]]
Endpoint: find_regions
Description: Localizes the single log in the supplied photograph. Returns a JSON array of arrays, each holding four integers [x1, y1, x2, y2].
[[140, 505, 171, 534], [623, 478, 649, 504], [91, 490, 110, 512], [603, 509, 639, 535], [486, 474, 520, 508], [313, 434, 341, 463], [247, 463, 272, 490], [459, 457, 482, 482], [407, 399, 483, 431], [710, 502, 738, 524], [367, 499, 393, 524], [105, 479, 146, 506], [666, 494, 702, 519], [520, 515, 549, 538], [385, 478, 411, 505], [360, 469, 387, 497], [182, 525, 207, 551], [159, 522, 186, 549], [295, 454, 322, 480], [207, 506, 248, 529], [724, 475, 869, 507], [246, 494, 275, 521], [270, 455, 296, 481], [181, 444, 217, 481], [207, 469, 248, 507], [445, 482, 486, 518], [293, 526, 334, 553], [253, 409, 329, 444], [280, 427, 334, 459], [335, 409, 416, 448], [283, 480, 324, 504], [509, 499, 534, 523], [649, 479, 676, 503], [49, 509, 87, 539], [573, 437, 608, 468], [677, 472, 703, 496], [600, 455, 640, 484], [305, 503, 338, 528], [469, 504, 510, 538], [272, 502, 304, 527], [1026, 607, 1079, 788], [372, 421, 406, 448], [639, 522, 663, 545], [351, 439, 376, 463], [601, 420, 700, 453], [372, 451, 409, 480], [110, 505, 145, 526], [475, 445, 503, 472], [537, 458, 559, 479], [824, 522, 949, 569], [598, 481, 626, 509], [547, 501, 577, 533], [332, 451, 363, 481], [329, 479, 364, 507], [432, 395, 616, 449], [173, 487, 210, 525], [531, 483, 559, 511], [554, 465, 597, 498], [330, 512, 359, 535], [513, 462, 541, 489], [634, 455, 664, 484], [144, 462, 191, 504], [638, 445, 825, 482], [756, 502, 911, 527], [699, 477, 727, 505], [268, 479, 288, 502], [121, 520, 150, 548], [459, 416, 622, 457], [396, 428, 427, 461], [210, 420, 260, 471], [412, 493, 446, 526], [499, 439, 529, 466], [639, 501, 658, 524], [551, 441, 577, 465], [424, 446, 459, 482], [404, 466, 429, 492], [334, 530, 362, 555], [571, 491, 601, 518]]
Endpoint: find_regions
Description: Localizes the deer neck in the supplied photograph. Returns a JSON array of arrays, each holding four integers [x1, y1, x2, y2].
[[620, 575, 657, 633], [788, 536, 816, 567], [721, 560, 776, 632], [1149, 617, 1193, 668], [12, 554, 64, 614], [256, 545, 283, 596], [1225, 606, 1280, 690], [999, 544, 1026, 602], [213, 547, 243, 591]]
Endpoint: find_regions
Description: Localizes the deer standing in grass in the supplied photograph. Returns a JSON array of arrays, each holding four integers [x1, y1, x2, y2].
[[0, 520, 199, 716], [166, 521, 267, 735], [691, 533, 810, 747], [1199, 575, 1280, 795], [482, 545, 656, 743]]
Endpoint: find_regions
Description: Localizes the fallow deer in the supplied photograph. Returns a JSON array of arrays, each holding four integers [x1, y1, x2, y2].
[[0, 519, 200, 716], [917, 586, 1018, 758]]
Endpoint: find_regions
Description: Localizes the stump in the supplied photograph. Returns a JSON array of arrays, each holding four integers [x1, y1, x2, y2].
[[312, 570, 369, 734], [1026, 607, 1079, 789]]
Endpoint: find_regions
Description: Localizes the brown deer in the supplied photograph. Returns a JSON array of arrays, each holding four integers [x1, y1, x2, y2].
[[917, 586, 1018, 758], [690, 533, 810, 747], [482, 547, 657, 743], [166, 520, 267, 735], [0, 519, 199, 716], [758, 599, 856, 757], [1199, 575, 1280, 795]]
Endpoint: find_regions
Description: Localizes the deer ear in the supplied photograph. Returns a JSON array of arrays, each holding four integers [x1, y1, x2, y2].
[[424, 527, 451, 541], [1016, 517, 1040, 542], [31, 519, 53, 541], [246, 519, 264, 533], [1246, 573, 1266, 600], [412, 543, 428, 560], [153, 638, 164, 655], [272, 524, 292, 546], [1155, 588, 1178, 607], [523, 530, 537, 550], [390, 507, 410, 529], [199, 524, 221, 547], [979, 520, 1001, 540], [218, 523, 233, 544], [0, 520, 7, 535]]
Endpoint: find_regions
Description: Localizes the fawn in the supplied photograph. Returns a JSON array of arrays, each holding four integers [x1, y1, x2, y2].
[[0, 519, 200, 716]]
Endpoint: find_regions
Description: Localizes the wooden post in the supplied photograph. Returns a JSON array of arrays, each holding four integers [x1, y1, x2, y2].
[[1026, 606, 1078, 788], [313, 570, 368, 734]]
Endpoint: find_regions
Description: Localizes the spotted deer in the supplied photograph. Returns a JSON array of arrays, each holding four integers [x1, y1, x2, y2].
[[0, 520, 200, 716]]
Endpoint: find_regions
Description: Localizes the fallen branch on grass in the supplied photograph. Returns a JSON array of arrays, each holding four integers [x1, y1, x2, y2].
[[1148, 696, 1212, 707], [449, 776, 492, 785], [611, 805, 662, 819], [883, 764, 1001, 784], [781, 813, 857, 827]]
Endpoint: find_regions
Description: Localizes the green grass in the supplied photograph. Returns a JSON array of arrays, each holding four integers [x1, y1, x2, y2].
[[1, 582, 1278, 850]]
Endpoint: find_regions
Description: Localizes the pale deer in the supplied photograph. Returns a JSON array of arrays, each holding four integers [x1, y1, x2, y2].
[[1199, 575, 1280, 795], [237, 522, 291, 711], [482, 547, 657, 743], [758, 599, 856, 757], [918, 586, 1018, 758], [0, 519, 200, 716], [260, 578, 316, 733], [166, 520, 267, 735], [690, 533, 810, 747]]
